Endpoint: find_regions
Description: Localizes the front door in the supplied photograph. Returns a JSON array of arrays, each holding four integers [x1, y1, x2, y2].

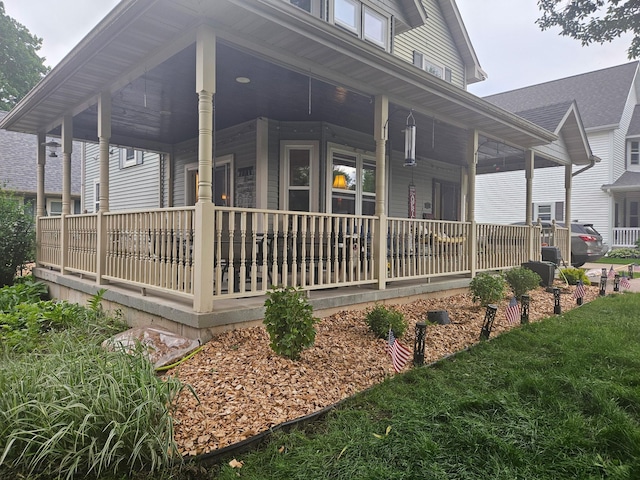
[[433, 179, 459, 221]]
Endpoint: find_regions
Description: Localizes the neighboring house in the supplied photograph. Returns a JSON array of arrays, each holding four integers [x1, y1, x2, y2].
[[0, 110, 82, 216], [476, 61, 640, 249], [0, 0, 588, 339]]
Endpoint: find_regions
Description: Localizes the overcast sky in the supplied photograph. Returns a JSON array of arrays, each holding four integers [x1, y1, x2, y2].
[[3, 0, 635, 97]]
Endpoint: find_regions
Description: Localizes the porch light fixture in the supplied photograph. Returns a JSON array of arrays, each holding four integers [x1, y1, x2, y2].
[[333, 173, 348, 189], [43, 140, 60, 158], [404, 111, 416, 167], [235, 76, 251, 84]]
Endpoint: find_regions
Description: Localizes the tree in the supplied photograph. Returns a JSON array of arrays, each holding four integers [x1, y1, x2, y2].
[[0, 1, 49, 111], [0, 187, 35, 287], [537, 1, 640, 59]]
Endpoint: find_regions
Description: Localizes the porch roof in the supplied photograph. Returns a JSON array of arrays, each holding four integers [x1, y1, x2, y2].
[[0, 0, 556, 152], [602, 171, 640, 192]]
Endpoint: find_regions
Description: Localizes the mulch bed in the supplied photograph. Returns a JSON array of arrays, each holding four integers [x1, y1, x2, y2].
[[170, 283, 601, 457]]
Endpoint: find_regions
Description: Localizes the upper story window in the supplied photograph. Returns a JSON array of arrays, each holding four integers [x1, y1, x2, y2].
[[413, 51, 453, 83], [628, 140, 639, 166], [289, 0, 322, 16], [332, 0, 390, 50], [120, 147, 143, 168]]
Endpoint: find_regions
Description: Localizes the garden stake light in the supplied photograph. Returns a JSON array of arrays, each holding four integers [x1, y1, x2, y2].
[[520, 294, 530, 324], [629, 264, 634, 280], [614, 274, 620, 292], [553, 287, 561, 314], [602, 268, 607, 278], [480, 304, 497, 341], [413, 321, 426, 366], [599, 274, 607, 296]]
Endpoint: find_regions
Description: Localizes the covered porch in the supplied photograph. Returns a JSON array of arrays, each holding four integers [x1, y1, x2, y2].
[[1, 0, 574, 339]]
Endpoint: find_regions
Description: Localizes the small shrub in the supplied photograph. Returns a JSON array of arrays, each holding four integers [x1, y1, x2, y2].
[[263, 286, 317, 360], [607, 248, 640, 259], [469, 272, 506, 306], [0, 188, 35, 287], [504, 266, 542, 298], [365, 304, 407, 339], [560, 267, 591, 286]]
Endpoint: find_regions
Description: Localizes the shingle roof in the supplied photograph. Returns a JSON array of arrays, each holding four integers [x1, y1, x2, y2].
[[0, 110, 81, 196], [485, 62, 639, 130], [627, 105, 640, 136], [602, 171, 640, 190], [514, 100, 574, 133]]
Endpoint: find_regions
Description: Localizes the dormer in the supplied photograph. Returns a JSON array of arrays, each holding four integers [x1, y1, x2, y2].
[[284, 0, 427, 52]]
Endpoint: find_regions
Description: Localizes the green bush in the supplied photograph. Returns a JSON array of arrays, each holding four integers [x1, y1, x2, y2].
[[607, 248, 640, 259], [469, 272, 506, 306], [0, 188, 35, 287], [504, 266, 542, 298], [263, 286, 317, 360], [560, 267, 591, 286], [365, 304, 407, 339]]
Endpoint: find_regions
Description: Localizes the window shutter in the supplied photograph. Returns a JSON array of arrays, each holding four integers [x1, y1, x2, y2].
[[555, 202, 564, 222], [413, 51, 423, 68], [137, 152, 144, 165], [444, 67, 452, 82]]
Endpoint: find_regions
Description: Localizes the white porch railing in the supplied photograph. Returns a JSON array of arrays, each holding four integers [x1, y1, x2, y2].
[[613, 228, 640, 248], [37, 207, 554, 309]]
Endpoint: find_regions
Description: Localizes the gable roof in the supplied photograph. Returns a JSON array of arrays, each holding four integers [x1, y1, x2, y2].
[[627, 105, 640, 137], [515, 101, 575, 133], [485, 62, 639, 130], [602, 171, 640, 192], [0, 111, 81, 196]]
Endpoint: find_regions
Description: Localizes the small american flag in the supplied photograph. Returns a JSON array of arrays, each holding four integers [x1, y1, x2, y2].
[[505, 297, 520, 325], [387, 328, 411, 373], [621, 275, 631, 290], [608, 266, 616, 279], [573, 280, 586, 299]]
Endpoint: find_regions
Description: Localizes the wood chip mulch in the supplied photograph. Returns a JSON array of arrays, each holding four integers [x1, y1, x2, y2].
[[169, 283, 601, 457]]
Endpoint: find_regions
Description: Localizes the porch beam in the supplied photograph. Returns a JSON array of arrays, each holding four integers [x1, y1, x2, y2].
[[96, 92, 111, 285], [374, 95, 388, 290], [60, 115, 73, 275], [525, 150, 536, 260], [36, 132, 45, 269], [565, 163, 572, 264]]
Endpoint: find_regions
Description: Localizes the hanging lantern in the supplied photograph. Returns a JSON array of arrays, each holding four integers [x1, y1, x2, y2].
[[404, 111, 416, 167]]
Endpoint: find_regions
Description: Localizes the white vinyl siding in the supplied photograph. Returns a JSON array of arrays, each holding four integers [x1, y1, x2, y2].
[[393, 0, 465, 89]]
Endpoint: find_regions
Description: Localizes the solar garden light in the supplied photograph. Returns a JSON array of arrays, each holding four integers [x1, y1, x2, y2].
[[599, 274, 607, 297], [413, 321, 426, 366], [520, 294, 530, 324], [629, 264, 634, 280], [601, 267, 607, 278], [614, 274, 620, 292], [553, 287, 561, 315], [480, 304, 497, 341]]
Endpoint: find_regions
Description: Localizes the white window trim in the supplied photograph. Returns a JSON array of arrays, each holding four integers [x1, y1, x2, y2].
[[362, 5, 388, 49], [280, 141, 320, 211], [326, 143, 376, 215], [47, 198, 62, 216], [184, 154, 234, 206], [120, 147, 143, 168], [287, 0, 323, 17], [422, 57, 445, 79]]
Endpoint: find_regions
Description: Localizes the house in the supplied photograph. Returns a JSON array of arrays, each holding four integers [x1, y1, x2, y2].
[[0, 110, 82, 216], [476, 61, 640, 250], [0, 0, 588, 340]]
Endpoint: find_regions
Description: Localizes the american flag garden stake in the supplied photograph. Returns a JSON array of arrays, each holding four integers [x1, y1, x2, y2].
[[573, 280, 586, 305], [621, 274, 631, 290], [505, 297, 520, 325], [608, 266, 616, 279], [387, 328, 411, 373]]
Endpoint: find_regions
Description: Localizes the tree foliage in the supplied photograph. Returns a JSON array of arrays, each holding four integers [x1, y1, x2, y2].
[[0, 1, 49, 111], [0, 187, 35, 287], [537, 0, 640, 59]]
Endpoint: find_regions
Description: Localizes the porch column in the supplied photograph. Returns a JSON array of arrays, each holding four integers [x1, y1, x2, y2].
[[374, 95, 388, 290], [96, 92, 111, 285], [60, 115, 73, 274], [193, 24, 216, 312], [36, 133, 46, 267], [466, 129, 478, 277], [565, 163, 572, 264], [525, 150, 535, 259]]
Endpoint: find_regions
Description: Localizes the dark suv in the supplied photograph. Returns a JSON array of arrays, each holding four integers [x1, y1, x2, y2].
[[512, 222, 608, 267]]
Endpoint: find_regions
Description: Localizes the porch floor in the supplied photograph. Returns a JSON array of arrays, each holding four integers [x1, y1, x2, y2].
[[35, 267, 472, 342]]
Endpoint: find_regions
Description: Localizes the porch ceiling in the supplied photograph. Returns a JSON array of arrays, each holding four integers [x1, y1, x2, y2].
[[0, 0, 556, 154]]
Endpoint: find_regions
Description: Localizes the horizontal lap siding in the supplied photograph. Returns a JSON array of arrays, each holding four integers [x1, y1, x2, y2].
[[393, 0, 465, 89]]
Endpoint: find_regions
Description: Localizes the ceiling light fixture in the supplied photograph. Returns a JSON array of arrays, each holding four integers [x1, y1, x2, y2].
[[235, 76, 251, 84]]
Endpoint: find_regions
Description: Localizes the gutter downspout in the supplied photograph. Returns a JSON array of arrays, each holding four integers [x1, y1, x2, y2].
[[572, 154, 600, 177]]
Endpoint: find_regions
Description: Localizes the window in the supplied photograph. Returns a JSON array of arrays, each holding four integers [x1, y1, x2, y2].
[[288, 0, 322, 16], [281, 142, 319, 211], [120, 147, 143, 168], [533, 202, 564, 222], [331, 0, 389, 49], [629, 140, 639, 166], [413, 51, 453, 82], [185, 154, 234, 206], [631, 201, 639, 228], [93, 181, 100, 213], [48, 200, 62, 216], [329, 146, 375, 215]]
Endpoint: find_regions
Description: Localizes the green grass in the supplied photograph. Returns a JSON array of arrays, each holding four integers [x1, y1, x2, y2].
[[204, 293, 640, 480], [594, 257, 638, 265]]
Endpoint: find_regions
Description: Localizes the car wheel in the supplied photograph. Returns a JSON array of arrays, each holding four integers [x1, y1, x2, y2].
[[571, 256, 584, 268]]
